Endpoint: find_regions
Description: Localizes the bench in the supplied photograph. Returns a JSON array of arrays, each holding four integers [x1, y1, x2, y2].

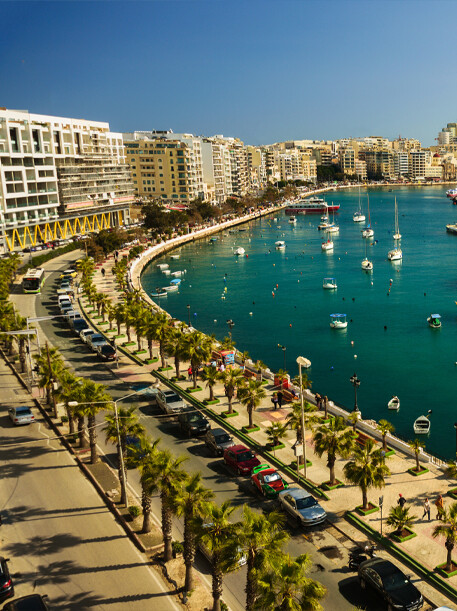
[[355, 432, 377, 448]]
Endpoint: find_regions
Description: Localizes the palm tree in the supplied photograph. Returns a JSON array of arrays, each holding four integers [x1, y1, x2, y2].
[[218, 367, 245, 414], [113, 302, 126, 336], [266, 422, 288, 448], [165, 323, 188, 378], [201, 365, 219, 402], [34, 344, 65, 413], [195, 500, 240, 611], [343, 439, 391, 511], [238, 507, 289, 611], [175, 472, 214, 593], [346, 411, 359, 433], [255, 359, 267, 382], [238, 378, 266, 429], [183, 330, 213, 388], [152, 311, 173, 369], [123, 301, 137, 343], [94, 292, 106, 317], [254, 552, 326, 611], [220, 336, 236, 350], [104, 405, 145, 505], [77, 379, 111, 464], [377, 419, 395, 451], [286, 401, 319, 463], [130, 435, 161, 533], [313, 416, 354, 487], [11, 310, 29, 374], [153, 449, 188, 561], [99, 294, 111, 322], [432, 502, 457, 572], [408, 438, 426, 472], [387, 505, 415, 537], [54, 368, 82, 435]]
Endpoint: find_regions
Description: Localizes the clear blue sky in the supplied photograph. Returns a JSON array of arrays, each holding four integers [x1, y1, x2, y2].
[[1, 0, 455, 146]]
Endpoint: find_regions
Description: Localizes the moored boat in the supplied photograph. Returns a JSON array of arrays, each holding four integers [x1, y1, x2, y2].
[[388, 197, 402, 261], [275, 241, 286, 250], [413, 410, 432, 435], [234, 247, 245, 256], [321, 238, 334, 251], [289, 216, 297, 224], [285, 198, 339, 215], [151, 290, 167, 297], [361, 258, 373, 271], [427, 313, 441, 328], [388, 396, 400, 410], [323, 277, 337, 289], [163, 284, 179, 292], [330, 313, 347, 329], [157, 263, 169, 270], [170, 254, 180, 260]]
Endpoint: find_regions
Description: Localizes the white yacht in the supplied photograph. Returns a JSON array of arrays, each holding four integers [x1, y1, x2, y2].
[[275, 240, 286, 250], [289, 216, 297, 224], [388, 198, 402, 261], [234, 247, 245, 256], [330, 313, 348, 329], [323, 277, 337, 289]]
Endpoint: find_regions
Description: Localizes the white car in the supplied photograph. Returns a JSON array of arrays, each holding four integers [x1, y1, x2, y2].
[[80, 328, 96, 344], [9, 406, 35, 425]]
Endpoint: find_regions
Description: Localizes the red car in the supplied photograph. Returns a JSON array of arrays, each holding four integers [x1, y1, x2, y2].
[[223, 444, 260, 475], [251, 464, 289, 498]]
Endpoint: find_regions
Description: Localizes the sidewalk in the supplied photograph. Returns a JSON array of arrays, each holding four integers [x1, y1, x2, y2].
[[85, 241, 457, 609]]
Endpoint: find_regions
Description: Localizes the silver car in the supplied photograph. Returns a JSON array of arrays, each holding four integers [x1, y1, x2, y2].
[[8, 406, 35, 425], [278, 487, 327, 527], [155, 389, 187, 414]]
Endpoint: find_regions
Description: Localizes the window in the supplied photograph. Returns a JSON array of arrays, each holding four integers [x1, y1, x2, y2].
[[9, 128, 19, 152]]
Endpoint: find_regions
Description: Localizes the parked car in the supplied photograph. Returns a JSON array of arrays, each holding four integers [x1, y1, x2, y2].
[[223, 445, 261, 475], [0, 557, 14, 603], [358, 558, 423, 611], [97, 343, 117, 361], [251, 464, 289, 498], [177, 407, 211, 437], [155, 389, 187, 414], [3, 594, 49, 610], [204, 428, 235, 456], [65, 310, 82, 325], [71, 318, 89, 334], [8, 406, 35, 426], [59, 268, 77, 278], [80, 328, 96, 344], [86, 333, 108, 352], [59, 302, 74, 316], [278, 488, 327, 527]]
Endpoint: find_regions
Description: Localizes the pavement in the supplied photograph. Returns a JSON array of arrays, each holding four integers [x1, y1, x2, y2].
[[84, 236, 457, 610]]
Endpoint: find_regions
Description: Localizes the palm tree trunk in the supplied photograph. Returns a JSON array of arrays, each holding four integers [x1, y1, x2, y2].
[[117, 321, 121, 335], [209, 385, 214, 402], [160, 342, 166, 369], [174, 356, 180, 378], [141, 489, 153, 533], [192, 369, 198, 389], [148, 338, 153, 360], [227, 389, 234, 414], [248, 405, 253, 429], [183, 514, 195, 593], [211, 555, 223, 611], [383, 434, 387, 451], [88, 414, 98, 464], [161, 494, 173, 562], [118, 445, 127, 506], [416, 452, 420, 471], [446, 541, 454, 572], [362, 486, 368, 511], [78, 416, 88, 447], [328, 454, 336, 486], [245, 550, 256, 611], [126, 324, 131, 342]]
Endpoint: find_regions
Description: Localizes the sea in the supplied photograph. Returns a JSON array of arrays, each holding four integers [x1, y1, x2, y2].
[[141, 186, 457, 460]]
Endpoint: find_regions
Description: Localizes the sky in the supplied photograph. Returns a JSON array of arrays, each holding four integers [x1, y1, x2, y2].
[[1, 0, 456, 146]]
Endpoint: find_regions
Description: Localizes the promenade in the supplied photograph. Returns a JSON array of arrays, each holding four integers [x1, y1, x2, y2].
[[81, 232, 457, 610]]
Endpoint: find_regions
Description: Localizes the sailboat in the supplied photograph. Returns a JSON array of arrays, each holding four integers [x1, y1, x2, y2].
[[361, 194, 374, 238], [321, 228, 334, 251], [327, 204, 339, 233], [387, 197, 402, 262], [361, 238, 373, 271], [353, 185, 366, 223]]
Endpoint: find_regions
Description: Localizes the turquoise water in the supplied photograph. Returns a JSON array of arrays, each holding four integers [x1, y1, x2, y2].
[[141, 186, 457, 459]]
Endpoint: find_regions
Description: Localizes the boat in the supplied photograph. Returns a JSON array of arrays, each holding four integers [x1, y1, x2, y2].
[[323, 277, 337, 289], [163, 285, 179, 292], [289, 216, 297, 224], [234, 247, 245, 256], [427, 313, 441, 328], [170, 278, 181, 285], [388, 396, 400, 410], [362, 194, 374, 238], [162, 269, 171, 275], [318, 220, 332, 230], [170, 270, 185, 277], [447, 224, 457, 235], [157, 263, 169, 270], [321, 234, 334, 251], [388, 197, 402, 261], [210, 237, 218, 242], [275, 241, 286, 250], [447, 188, 457, 198], [151, 290, 167, 297], [330, 313, 347, 329], [413, 410, 432, 435], [353, 186, 366, 222], [361, 239, 373, 271], [327, 206, 339, 233], [285, 198, 340, 215], [321, 213, 329, 221], [170, 254, 180, 260]]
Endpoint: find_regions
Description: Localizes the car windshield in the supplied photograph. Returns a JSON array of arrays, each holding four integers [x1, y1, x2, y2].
[[264, 473, 281, 483], [16, 407, 32, 415], [167, 395, 181, 403], [237, 451, 254, 462], [382, 570, 409, 591], [188, 414, 205, 423], [215, 434, 231, 443], [296, 496, 317, 509]]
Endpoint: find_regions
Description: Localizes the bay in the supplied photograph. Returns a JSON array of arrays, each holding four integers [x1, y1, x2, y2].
[[141, 186, 457, 459]]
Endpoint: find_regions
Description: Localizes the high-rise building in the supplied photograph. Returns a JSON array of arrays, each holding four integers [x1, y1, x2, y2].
[[392, 152, 409, 177], [0, 108, 133, 251]]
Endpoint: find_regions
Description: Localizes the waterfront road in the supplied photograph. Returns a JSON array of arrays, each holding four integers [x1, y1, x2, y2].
[[10, 252, 386, 611]]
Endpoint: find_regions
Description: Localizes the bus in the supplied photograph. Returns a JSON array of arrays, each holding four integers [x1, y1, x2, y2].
[[22, 268, 45, 294]]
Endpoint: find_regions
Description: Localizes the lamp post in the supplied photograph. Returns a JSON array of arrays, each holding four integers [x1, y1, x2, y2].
[[296, 356, 309, 479], [226, 319, 235, 343], [187, 304, 191, 327], [350, 372, 360, 413], [69, 387, 150, 507], [277, 343, 286, 371]]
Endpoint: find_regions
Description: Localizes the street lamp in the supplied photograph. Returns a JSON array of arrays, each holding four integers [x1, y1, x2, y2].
[[226, 319, 235, 342], [187, 304, 191, 327], [350, 373, 360, 413], [296, 356, 309, 480], [277, 343, 286, 371], [68, 387, 150, 507]]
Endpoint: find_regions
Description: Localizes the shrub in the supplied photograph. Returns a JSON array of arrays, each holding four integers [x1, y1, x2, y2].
[[128, 505, 141, 518]]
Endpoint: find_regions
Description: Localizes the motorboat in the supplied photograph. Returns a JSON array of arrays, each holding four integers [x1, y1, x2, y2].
[[388, 248, 402, 261], [234, 247, 245, 256], [275, 241, 286, 250], [323, 277, 337, 290], [361, 258, 373, 271], [427, 314, 441, 328], [321, 238, 334, 251], [170, 270, 185, 277], [163, 285, 179, 292], [327, 224, 340, 234], [157, 263, 169, 270], [330, 313, 348, 329], [413, 410, 432, 435], [162, 269, 171, 275], [388, 198, 402, 261], [170, 278, 181, 285], [447, 188, 457, 198], [210, 237, 218, 242], [170, 254, 180, 260], [151, 290, 167, 297], [318, 221, 332, 230], [289, 216, 297, 224], [388, 396, 400, 410], [353, 211, 366, 223]]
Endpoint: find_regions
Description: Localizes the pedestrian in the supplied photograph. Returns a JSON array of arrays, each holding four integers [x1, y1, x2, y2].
[[101, 267, 105, 278], [271, 393, 278, 410], [219, 362, 225, 373], [435, 494, 444, 520], [277, 389, 283, 409], [187, 366, 192, 380], [397, 493, 406, 509], [422, 498, 431, 521]]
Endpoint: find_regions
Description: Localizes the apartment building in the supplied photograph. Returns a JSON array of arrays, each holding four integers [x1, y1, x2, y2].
[[409, 150, 430, 180], [392, 151, 409, 178], [246, 146, 267, 190], [354, 159, 367, 180], [201, 138, 232, 205], [362, 150, 394, 179], [338, 147, 356, 176], [0, 108, 133, 251]]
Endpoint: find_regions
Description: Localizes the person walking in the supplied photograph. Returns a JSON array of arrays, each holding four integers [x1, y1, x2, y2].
[[101, 267, 106, 278], [277, 389, 283, 409], [187, 366, 193, 381], [435, 494, 444, 520], [271, 393, 278, 410], [397, 493, 406, 509], [422, 498, 431, 521]]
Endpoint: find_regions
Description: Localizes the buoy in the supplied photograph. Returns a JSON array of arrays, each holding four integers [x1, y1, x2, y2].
[[371, 281, 373, 285], [249, 312, 253, 316], [276, 284, 278, 288], [424, 292, 426, 296], [384, 326, 387, 330], [214, 320, 217, 323], [273, 263, 275, 266], [331, 366, 334, 370], [351, 341, 354, 346], [224, 287, 227, 292], [289, 323, 292, 327], [272, 291, 275, 297], [354, 354, 358, 359]]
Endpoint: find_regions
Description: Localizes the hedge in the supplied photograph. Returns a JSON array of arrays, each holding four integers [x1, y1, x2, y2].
[[20, 242, 83, 273]]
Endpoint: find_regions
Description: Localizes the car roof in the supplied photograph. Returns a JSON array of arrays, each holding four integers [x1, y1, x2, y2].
[[212, 428, 230, 436], [230, 444, 249, 452], [361, 558, 399, 575], [282, 487, 312, 500]]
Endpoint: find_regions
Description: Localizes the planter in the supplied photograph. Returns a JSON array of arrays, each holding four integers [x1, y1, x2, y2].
[[448, 488, 457, 500], [407, 467, 429, 477], [158, 365, 173, 372], [290, 459, 313, 469], [435, 561, 457, 578], [134, 349, 147, 355], [123, 341, 136, 347], [384, 447, 396, 457], [356, 503, 379, 516], [144, 357, 159, 364], [321, 479, 344, 491], [171, 375, 186, 381], [390, 526, 417, 543], [186, 386, 202, 393], [222, 410, 238, 418], [114, 334, 126, 339], [266, 443, 285, 451], [242, 425, 260, 434], [204, 399, 220, 405]]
